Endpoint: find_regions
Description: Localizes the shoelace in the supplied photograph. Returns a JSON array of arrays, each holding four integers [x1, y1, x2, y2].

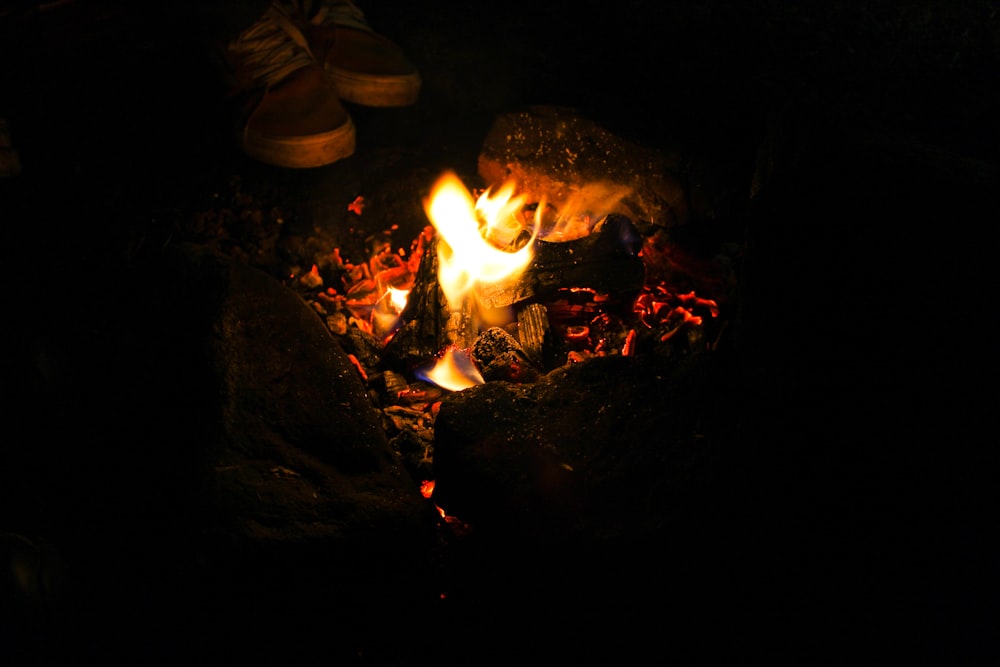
[[290, 0, 373, 33], [229, 4, 316, 88]]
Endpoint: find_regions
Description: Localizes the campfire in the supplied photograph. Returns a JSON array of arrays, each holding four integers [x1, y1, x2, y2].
[[284, 165, 723, 519], [321, 169, 720, 374]]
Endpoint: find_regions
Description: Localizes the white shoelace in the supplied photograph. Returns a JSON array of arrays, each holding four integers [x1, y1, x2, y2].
[[230, 4, 315, 88], [292, 0, 373, 33]]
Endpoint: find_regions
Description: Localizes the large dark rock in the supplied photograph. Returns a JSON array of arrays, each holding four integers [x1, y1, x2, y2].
[[477, 106, 692, 233], [141, 244, 441, 585], [124, 244, 436, 542], [431, 351, 737, 544]]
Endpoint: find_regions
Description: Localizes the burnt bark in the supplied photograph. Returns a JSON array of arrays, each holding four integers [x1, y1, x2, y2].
[[380, 235, 453, 370]]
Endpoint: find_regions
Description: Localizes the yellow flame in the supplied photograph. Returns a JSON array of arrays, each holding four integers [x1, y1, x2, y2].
[[424, 171, 535, 309], [387, 285, 409, 312], [475, 180, 529, 248], [419, 345, 484, 391], [371, 286, 410, 339]]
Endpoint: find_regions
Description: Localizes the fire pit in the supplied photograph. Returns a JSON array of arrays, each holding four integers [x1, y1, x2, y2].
[[315, 161, 732, 539]]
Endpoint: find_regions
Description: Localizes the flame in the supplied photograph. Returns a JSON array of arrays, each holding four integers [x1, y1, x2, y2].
[[424, 171, 536, 309], [371, 285, 411, 339], [525, 181, 634, 242], [415, 345, 484, 392], [474, 179, 530, 248], [386, 285, 409, 312]]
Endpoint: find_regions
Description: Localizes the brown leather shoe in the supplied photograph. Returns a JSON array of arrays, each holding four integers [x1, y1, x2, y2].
[[293, 0, 421, 107], [224, 3, 355, 168]]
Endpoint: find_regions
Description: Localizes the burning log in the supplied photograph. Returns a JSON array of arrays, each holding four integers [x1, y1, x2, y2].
[[382, 213, 646, 375], [515, 303, 551, 368], [379, 234, 455, 370], [471, 327, 541, 383], [478, 213, 646, 310]]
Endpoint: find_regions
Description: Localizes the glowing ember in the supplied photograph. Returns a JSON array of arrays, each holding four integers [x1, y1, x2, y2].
[[326, 226, 431, 340], [423, 171, 536, 310], [416, 345, 484, 391], [419, 481, 452, 521], [347, 195, 365, 215], [633, 286, 718, 339]]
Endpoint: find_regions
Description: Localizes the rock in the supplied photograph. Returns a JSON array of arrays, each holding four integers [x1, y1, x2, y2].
[[137, 244, 437, 551], [431, 352, 732, 545], [477, 106, 690, 233]]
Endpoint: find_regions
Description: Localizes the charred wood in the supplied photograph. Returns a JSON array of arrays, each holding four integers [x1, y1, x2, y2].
[[471, 326, 541, 383], [516, 303, 552, 369], [530, 214, 645, 306], [381, 235, 459, 370]]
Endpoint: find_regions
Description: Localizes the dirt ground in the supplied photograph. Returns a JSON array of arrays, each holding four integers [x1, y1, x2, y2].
[[2, 0, 999, 663]]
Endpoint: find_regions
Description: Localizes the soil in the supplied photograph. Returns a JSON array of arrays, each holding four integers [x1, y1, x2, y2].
[[1, 0, 998, 664]]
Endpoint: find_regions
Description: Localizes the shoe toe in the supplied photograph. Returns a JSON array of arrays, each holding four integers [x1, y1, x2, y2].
[[243, 66, 356, 168], [324, 27, 421, 107]]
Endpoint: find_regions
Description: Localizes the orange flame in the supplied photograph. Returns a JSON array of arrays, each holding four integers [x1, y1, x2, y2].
[[371, 286, 410, 339], [424, 171, 536, 310], [417, 345, 484, 391]]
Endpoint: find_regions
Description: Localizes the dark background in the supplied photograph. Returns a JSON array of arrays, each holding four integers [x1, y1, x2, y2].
[[2, 0, 998, 663]]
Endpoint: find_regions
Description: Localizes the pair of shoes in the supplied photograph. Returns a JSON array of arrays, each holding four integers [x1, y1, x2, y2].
[[223, 2, 355, 168], [222, 1, 420, 169]]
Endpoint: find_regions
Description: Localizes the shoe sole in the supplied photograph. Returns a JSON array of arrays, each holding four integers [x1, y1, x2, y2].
[[329, 68, 421, 107], [242, 115, 356, 168]]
